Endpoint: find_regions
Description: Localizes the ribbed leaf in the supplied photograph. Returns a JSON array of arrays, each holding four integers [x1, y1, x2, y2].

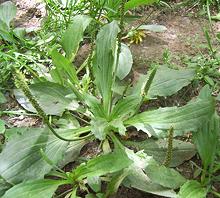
[[125, 94, 215, 137], [0, 128, 68, 184], [123, 150, 177, 197], [62, 15, 92, 61], [2, 179, 65, 198], [14, 82, 79, 116], [72, 149, 132, 180], [93, 21, 120, 113], [123, 139, 196, 167], [147, 66, 195, 98], [193, 115, 219, 170], [145, 161, 186, 189], [124, 168, 177, 197]]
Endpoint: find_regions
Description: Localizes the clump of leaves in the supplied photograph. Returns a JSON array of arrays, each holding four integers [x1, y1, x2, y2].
[[0, 2, 218, 198], [178, 113, 220, 198]]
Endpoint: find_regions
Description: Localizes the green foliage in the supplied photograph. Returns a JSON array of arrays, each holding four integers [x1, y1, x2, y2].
[[71, 148, 132, 180], [194, 115, 219, 178], [0, 1, 17, 42], [0, 1, 16, 28], [145, 160, 186, 189], [93, 20, 120, 114], [125, 87, 215, 137], [14, 82, 79, 116], [2, 179, 66, 198], [123, 139, 196, 167], [179, 180, 207, 198], [0, 128, 69, 184], [116, 43, 133, 80], [6, 14, 216, 197], [147, 66, 195, 98], [62, 15, 92, 61], [0, 1, 218, 197]]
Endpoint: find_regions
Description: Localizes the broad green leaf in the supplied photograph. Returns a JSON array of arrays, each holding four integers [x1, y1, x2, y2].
[[124, 168, 177, 197], [0, 119, 5, 134], [125, 0, 158, 10], [62, 15, 92, 61], [147, 66, 195, 98], [178, 180, 207, 198], [125, 93, 215, 137], [2, 179, 65, 198], [93, 21, 120, 113], [0, 1, 17, 27], [145, 161, 186, 189], [71, 148, 132, 180], [123, 150, 177, 197], [123, 139, 196, 167], [51, 49, 78, 85], [138, 24, 167, 32], [14, 82, 79, 116], [116, 43, 133, 80], [193, 115, 219, 170], [0, 128, 68, 184], [0, 91, 6, 103]]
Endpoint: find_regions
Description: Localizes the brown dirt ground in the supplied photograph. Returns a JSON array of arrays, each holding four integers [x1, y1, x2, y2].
[[130, 12, 220, 72]]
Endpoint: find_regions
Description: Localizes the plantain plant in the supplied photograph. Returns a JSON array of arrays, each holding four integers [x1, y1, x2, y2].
[[0, 1, 217, 198], [179, 113, 220, 198]]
